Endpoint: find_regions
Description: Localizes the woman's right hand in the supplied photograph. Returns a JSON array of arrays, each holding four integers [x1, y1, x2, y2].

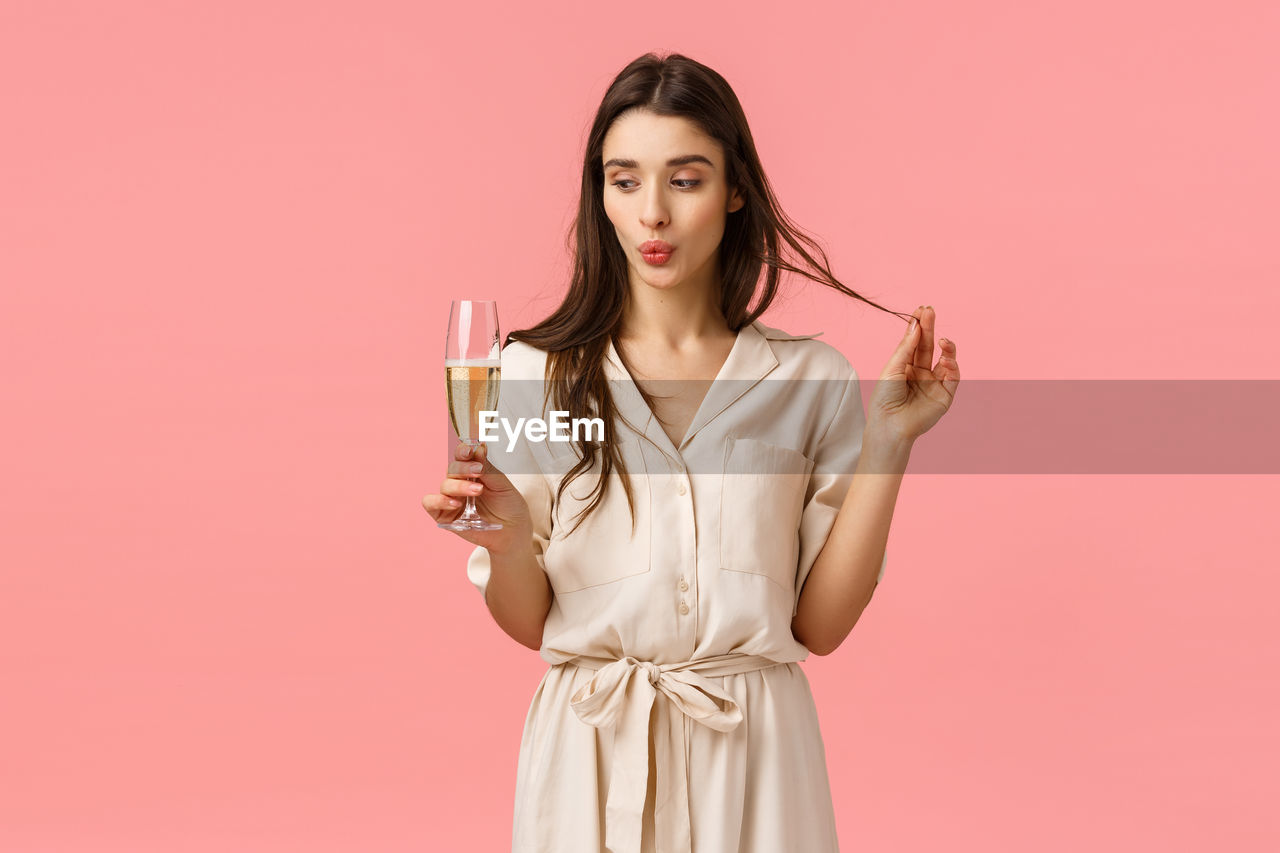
[[422, 442, 534, 552]]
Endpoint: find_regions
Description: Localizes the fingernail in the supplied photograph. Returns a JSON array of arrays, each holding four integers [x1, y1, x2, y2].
[[468, 462, 484, 475], [460, 445, 472, 458], [448, 499, 461, 507], [908, 317, 917, 333], [469, 483, 483, 493]]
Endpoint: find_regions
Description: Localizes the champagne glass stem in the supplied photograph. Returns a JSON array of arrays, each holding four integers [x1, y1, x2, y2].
[[458, 440, 483, 521]]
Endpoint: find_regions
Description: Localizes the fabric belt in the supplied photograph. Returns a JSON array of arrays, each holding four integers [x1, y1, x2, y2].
[[562, 652, 785, 853]]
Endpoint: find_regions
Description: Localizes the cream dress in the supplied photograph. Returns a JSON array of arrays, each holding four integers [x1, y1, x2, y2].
[[466, 319, 887, 853]]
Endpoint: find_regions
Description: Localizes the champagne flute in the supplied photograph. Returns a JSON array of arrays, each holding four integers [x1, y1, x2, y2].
[[441, 299, 504, 530]]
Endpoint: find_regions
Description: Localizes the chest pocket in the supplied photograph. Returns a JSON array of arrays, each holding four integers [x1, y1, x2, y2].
[[719, 436, 815, 592], [542, 455, 652, 594]]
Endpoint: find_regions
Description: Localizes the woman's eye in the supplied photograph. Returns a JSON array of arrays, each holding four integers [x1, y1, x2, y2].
[[609, 179, 701, 190]]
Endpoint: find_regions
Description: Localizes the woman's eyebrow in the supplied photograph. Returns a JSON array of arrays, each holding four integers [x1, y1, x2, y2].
[[603, 154, 715, 170]]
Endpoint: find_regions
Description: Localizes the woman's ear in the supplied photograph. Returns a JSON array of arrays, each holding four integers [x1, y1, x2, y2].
[[728, 187, 746, 214]]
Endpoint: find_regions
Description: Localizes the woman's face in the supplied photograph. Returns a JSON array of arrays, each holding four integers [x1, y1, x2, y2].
[[601, 110, 744, 300]]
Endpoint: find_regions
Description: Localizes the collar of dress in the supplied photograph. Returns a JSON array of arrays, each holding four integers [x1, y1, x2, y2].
[[601, 319, 822, 460]]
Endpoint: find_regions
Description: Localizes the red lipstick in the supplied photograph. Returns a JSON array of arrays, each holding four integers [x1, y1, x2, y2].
[[639, 240, 674, 265]]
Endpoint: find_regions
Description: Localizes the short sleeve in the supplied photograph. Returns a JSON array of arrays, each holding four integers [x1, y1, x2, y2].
[[793, 363, 887, 617], [463, 343, 555, 604]]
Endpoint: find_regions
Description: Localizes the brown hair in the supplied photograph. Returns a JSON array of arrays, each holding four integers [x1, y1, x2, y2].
[[507, 51, 909, 536]]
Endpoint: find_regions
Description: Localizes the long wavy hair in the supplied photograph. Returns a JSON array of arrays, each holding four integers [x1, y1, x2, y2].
[[506, 51, 909, 537]]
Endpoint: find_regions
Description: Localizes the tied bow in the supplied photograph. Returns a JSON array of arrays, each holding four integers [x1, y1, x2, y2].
[[568, 656, 745, 853]]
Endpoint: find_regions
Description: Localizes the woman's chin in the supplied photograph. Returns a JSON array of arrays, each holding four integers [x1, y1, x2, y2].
[[637, 269, 685, 290]]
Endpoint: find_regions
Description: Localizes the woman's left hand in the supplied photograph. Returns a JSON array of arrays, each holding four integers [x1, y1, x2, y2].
[[866, 305, 960, 444]]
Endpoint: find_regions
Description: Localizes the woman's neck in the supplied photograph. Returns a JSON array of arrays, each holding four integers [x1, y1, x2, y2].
[[618, 282, 730, 350]]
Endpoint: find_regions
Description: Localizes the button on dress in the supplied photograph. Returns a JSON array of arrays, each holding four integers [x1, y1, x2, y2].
[[466, 319, 888, 853]]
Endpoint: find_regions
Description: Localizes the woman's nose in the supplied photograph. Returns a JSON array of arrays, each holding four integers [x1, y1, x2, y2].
[[639, 188, 670, 229]]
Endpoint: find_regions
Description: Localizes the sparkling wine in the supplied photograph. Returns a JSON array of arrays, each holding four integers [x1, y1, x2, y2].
[[445, 359, 501, 443], [440, 299, 503, 531]]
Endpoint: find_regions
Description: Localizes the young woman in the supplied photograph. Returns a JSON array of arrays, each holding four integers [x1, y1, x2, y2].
[[422, 52, 959, 853]]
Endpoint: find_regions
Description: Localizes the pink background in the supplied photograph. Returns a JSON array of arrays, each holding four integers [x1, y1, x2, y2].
[[3, 1, 1277, 850]]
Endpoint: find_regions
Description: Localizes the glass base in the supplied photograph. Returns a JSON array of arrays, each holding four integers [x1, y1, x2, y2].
[[439, 517, 504, 531]]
